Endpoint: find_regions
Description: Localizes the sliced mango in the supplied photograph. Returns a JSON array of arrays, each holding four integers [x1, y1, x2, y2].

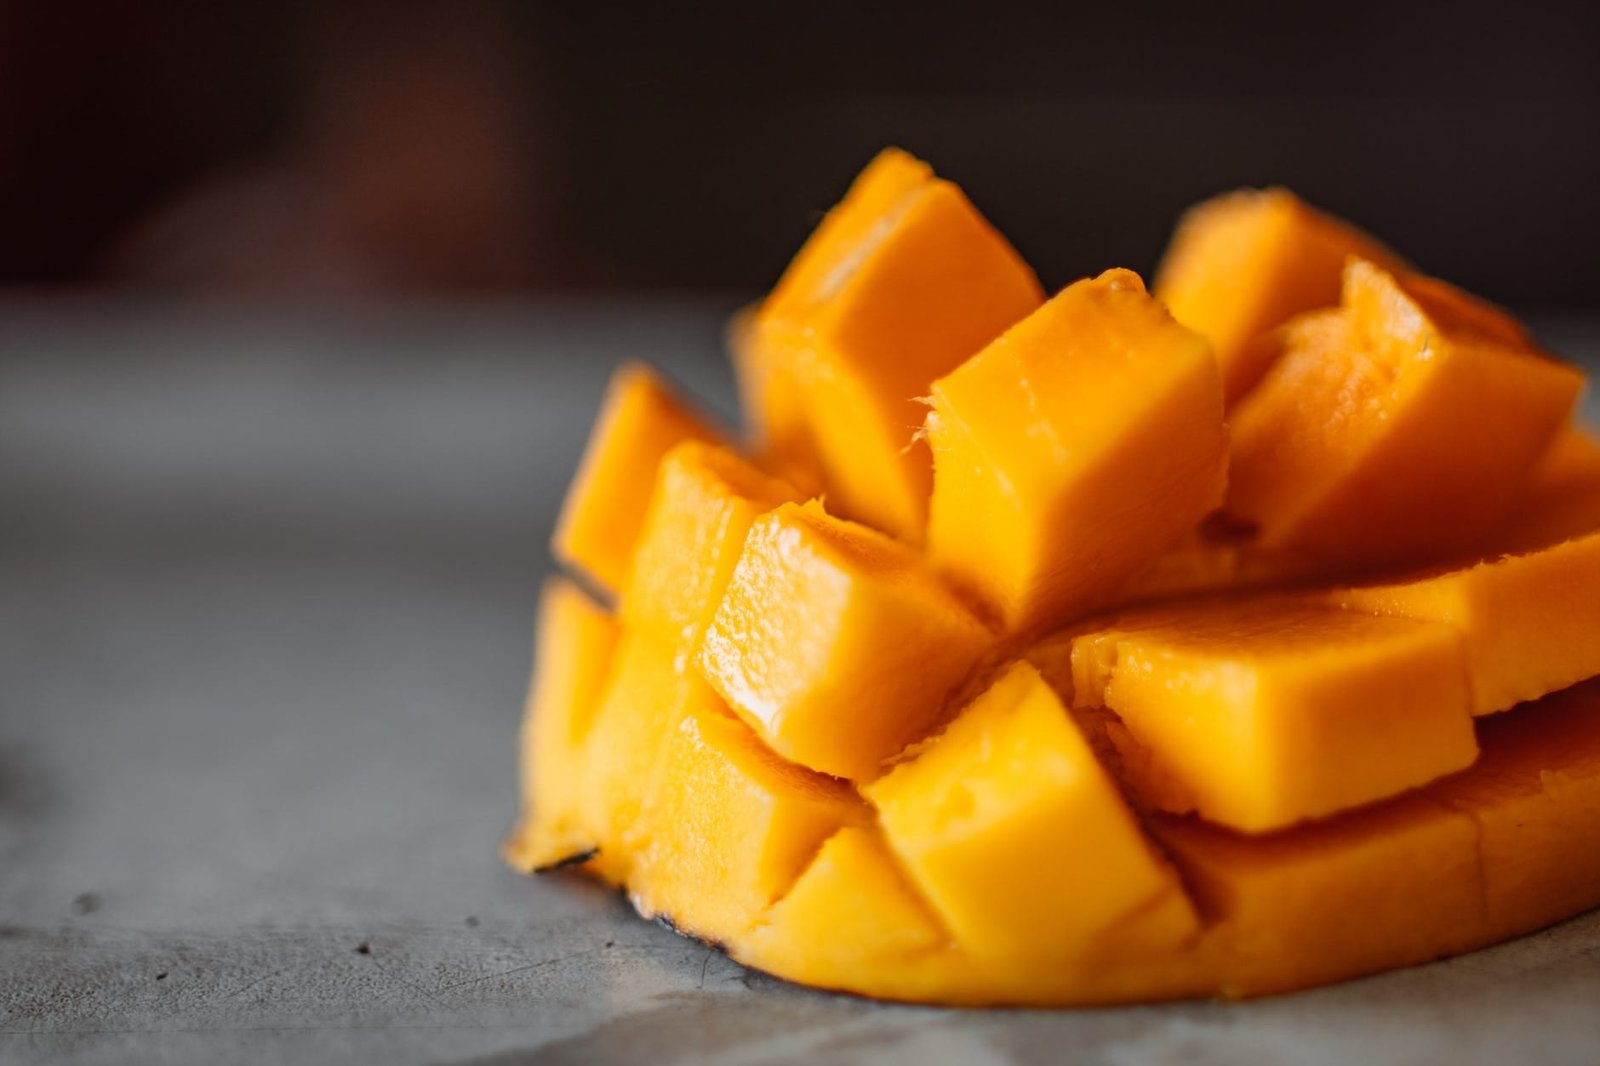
[[740, 825, 948, 988], [1327, 531, 1600, 716], [1154, 187, 1405, 402], [1226, 260, 1582, 569], [925, 269, 1226, 631], [554, 363, 727, 594], [621, 441, 799, 667], [865, 661, 1198, 962], [1071, 599, 1479, 832], [697, 501, 992, 780], [503, 577, 618, 872], [749, 153, 1043, 539], [628, 701, 863, 945]]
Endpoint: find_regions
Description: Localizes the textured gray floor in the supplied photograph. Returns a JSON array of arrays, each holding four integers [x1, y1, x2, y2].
[[2, 302, 1598, 1065]]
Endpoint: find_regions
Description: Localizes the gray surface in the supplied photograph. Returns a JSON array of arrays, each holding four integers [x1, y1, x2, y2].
[[2, 302, 1599, 1066]]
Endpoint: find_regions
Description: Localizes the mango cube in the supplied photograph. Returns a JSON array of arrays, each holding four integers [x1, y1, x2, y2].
[[750, 155, 1043, 539], [1328, 531, 1600, 716], [503, 577, 618, 872], [554, 363, 728, 594], [1494, 426, 1600, 554], [629, 702, 863, 944], [1226, 260, 1583, 568], [925, 268, 1226, 631], [740, 825, 948, 988], [697, 501, 991, 780], [1071, 599, 1479, 832], [1154, 187, 1405, 403], [621, 441, 799, 667], [865, 662, 1197, 962]]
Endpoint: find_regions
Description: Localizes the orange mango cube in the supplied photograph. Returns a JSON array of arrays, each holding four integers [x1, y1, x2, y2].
[[554, 364, 727, 594], [1155, 187, 1405, 403], [1226, 260, 1582, 569], [739, 825, 948, 988], [697, 501, 992, 780], [1328, 531, 1600, 715], [750, 153, 1043, 539], [925, 268, 1226, 632], [1071, 599, 1479, 832], [628, 701, 863, 945], [865, 662, 1197, 962], [621, 442, 799, 667]]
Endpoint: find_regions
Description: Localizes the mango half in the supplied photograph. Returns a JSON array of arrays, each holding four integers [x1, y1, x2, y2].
[[506, 148, 1600, 1005]]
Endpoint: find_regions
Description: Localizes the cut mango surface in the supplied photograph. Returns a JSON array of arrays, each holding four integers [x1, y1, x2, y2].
[[1226, 260, 1582, 570], [511, 149, 1600, 1007], [554, 364, 728, 594], [746, 149, 1043, 540], [925, 269, 1226, 631], [1154, 187, 1405, 403]]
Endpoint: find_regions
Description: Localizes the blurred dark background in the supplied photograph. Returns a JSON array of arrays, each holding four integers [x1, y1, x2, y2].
[[2, 0, 1598, 307]]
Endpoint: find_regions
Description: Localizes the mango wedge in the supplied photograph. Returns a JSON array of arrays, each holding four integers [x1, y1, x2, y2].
[[1327, 531, 1600, 716], [697, 501, 992, 780], [1226, 260, 1582, 569], [1070, 599, 1479, 832], [925, 269, 1227, 632], [554, 364, 728, 594], [1155, 187, 1405, 403], [513, 150, 1600, 1008]]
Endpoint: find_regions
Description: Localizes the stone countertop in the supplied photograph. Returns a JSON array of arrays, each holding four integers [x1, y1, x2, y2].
[[2, 302, 1598, 1066]]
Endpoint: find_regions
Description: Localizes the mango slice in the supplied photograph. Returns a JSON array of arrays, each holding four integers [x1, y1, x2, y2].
[[1154, 187, 1404, 403], [865, 661, 1198, 962], [748, 152, 1043, 540], [621, 441, 800, 667], [1226, 260, 1583, 570], [554, 364, 728, 594], [1327, 531, 1600, 716], [697, 501, 992, 780], [1071, 599, 1479, 832], [503, 577, 618, 872], [513, 152, 1600, 1008], [924, 268, 1226, 631]]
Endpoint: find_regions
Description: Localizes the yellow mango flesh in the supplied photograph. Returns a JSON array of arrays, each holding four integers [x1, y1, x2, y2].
[[628, 701, 863, 945], [553, 364, 728, 594], [697, 501, 992, 780], [1327, 531, 1600, 716], [926, 268, 1226, 632], [865, 662, 1198, 962], [515, 153, 1600, 1007], [1071, 599, 1479, 832], [1226, 261, 1582, 569], [740, 826, 948, 985], [750, 164, 1043, 540], [620, 441, 799, 667], [502, 578, 618, 872], [1154, 187, 1405, 403]]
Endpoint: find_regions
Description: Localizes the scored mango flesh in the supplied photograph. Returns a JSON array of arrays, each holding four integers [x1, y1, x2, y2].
[[506, 149, 1600, 1006]]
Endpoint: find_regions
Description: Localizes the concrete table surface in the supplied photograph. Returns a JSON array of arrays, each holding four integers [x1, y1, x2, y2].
[[2, 302, 1598, 1065]]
